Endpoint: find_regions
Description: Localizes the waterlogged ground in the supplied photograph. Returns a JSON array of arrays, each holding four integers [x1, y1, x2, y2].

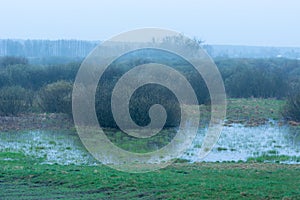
[[184, 121, 300, 164], [0, 129, 97, 165], [0, 121, 299, 165]]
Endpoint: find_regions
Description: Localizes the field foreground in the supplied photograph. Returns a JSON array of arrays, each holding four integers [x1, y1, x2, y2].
[[0, 152, 299, 199], [0, 98, 299, 199]]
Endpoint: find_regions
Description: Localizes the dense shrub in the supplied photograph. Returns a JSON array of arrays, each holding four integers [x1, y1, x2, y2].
[[0, 63, 79, 90], [38, 81, 73, 114], [0, 56, 299, 128], [0, 57, 298, 100], [0, 86, 33, 115], [129, 85, 181, 127], [95, 83, 181, 128], [283, 89, 300, 122], [217, 58, 289, 98]]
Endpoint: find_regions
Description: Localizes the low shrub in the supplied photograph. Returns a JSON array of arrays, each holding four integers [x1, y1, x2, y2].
[[96, 83, 181, 128], [0, 86, 33, 115], [38, 81, 73, 115], [283, 92, 300, 122]]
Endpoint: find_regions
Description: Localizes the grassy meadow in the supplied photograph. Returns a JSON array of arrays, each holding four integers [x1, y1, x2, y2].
[[1, 152, 300, 200]]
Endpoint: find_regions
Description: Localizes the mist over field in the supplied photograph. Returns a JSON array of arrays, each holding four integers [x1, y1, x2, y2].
[[1, 1, 300, 199]]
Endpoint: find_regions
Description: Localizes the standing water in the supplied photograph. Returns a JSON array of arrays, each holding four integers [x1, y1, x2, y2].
[[183, 120, 300, 164], [0, 121, 299, 165]]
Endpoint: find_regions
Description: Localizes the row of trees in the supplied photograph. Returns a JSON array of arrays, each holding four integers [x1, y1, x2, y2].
[[0, 56, 299, 123]]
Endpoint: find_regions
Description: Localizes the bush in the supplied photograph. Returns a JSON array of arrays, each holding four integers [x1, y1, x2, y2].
[[0, 62, 80, 90], [95, 83, 181, 128], [283, 91, 300, 122], [0, 86, 32, 115], [218, 59, 288, 98], [38, 81, 73, 114], [128, 84, 181, 127]]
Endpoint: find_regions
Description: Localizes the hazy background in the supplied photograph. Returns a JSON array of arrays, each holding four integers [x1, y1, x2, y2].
[[0, 0, 299, 47]]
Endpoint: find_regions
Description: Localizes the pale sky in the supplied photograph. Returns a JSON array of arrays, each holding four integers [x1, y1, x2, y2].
[[0, 0, 299, 47]]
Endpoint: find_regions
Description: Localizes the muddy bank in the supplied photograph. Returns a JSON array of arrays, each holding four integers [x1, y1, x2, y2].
[[0, 113, 74, 131]]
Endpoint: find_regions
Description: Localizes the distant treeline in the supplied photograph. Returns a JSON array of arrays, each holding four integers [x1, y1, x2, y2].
[[0, 39, 97, 58], [0, 55, 299, 124], [1, 39, 300, 59]]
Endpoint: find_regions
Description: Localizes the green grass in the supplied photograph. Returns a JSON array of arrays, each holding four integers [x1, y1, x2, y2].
[[226, 98, 285, 123], [185, 98, 285, 126], [0, 152, 299, 199]]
